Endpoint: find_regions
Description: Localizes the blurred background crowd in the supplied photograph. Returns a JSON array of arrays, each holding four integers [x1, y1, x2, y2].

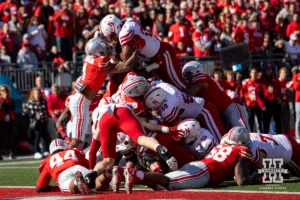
[[0, 0, 300, 160]]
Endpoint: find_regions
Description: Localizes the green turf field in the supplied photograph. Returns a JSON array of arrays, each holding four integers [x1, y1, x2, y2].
[[1, 159, 300, 193]]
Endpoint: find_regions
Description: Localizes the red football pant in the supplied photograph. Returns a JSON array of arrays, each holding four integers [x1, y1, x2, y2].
[[99, 107, 144, 159], [153, 42, 187, 90], [198, 101, 227, 143]]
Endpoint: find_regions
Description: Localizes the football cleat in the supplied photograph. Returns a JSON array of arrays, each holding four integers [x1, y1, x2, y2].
[[84, 171, 98, 189], [75, 171, 91, 195], [156, 145, 178, 171], [123, 167, 139, 194], [110, 166, 123, 193]]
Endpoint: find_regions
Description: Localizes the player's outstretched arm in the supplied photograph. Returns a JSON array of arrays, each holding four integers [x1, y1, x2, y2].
[[56, 107, 71, 139], [36, 165, 57, 192], [234, 157, 256, 186]]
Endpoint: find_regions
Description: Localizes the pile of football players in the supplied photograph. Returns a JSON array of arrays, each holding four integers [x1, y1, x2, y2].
[[36, 14, 300, 195]]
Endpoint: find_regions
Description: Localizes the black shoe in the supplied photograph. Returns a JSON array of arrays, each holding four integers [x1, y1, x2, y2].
[[84, 171, 98, 189], [0, 156, 3, 161], [156, 145, 178, 171]]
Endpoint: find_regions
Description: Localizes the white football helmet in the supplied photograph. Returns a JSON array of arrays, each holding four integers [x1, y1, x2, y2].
[[144, 86, 167, 110], [177, 119, 201, 144], [122, 76, 148, 97], [99, 14, 122, 42], [226, 126, 251, 147], [85, 37, 110, 57], [49, 139, 67, 154], [182, 61, 204, 83]]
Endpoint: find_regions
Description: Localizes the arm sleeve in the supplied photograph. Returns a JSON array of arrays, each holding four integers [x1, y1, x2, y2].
[[47, 96, 54, 116], [34, 7, 41, 17], [256, 85, 265, 109], [36, 161, 52, 190]]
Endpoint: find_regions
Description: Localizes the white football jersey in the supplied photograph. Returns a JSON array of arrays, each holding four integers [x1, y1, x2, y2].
[[119, 21, 160, 58], [220, 133, 293, 164], [152, 81, 205, 125], [183, 128, 218, 160]]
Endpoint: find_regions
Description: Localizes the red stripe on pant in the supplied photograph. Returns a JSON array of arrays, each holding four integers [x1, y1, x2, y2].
[[76, 96, 85, 140], [170, 167, 209, 183], [234, 103, 249, 131], [198, 101, 226, 141]]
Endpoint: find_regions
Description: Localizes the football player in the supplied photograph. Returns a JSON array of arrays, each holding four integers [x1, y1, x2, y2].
[[182, 61, 249, 131], [36, 139, 96, 194], [143, 81, 226, 142], [221, 128, 300, 177], [99, 14, 187, 90], [176, 119, 218, 160], [56, 91, 102, 148], [88, 103, 178, 192], [105, 127, 255, 194], [69, 37, 132, 149]]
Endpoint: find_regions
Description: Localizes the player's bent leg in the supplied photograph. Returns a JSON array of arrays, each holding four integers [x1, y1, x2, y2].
[[200, 101, 226, 142], [224, 103, 250, 131], [69, 93, 91, 148], [166, 161, 210, 190], [58, 165, 92, 194]]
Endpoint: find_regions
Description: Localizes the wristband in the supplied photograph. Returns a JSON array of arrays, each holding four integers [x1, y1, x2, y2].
[[161, 126, 170, 134], [57, 126, 65, 133], [66, 138, 72, 145]]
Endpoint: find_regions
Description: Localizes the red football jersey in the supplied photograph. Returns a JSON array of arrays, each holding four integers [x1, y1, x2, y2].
[[191, 72, 232, 112], [79, 55, 110, 92], [202, 144, 252, 186], [36, 148, 89, 189], [168, 23, 190, 45]]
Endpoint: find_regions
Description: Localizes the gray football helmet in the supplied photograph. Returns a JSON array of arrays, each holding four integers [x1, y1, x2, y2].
[[182, 61, 204, 83], [85, 37, 111, 57], [226, 126, 251, 147]]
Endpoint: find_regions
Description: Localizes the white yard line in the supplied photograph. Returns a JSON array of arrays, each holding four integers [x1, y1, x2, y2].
[[0, 167, 38, 169], [0, 160, 41, 166], [0, 186, 300, 195]]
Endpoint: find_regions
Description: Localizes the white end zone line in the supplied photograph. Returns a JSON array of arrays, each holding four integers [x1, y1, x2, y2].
[[0, 187, 300, 195], [0, 160, 41, 166]]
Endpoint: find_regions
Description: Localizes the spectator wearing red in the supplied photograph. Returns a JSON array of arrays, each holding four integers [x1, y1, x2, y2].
[[234, 0, 247, 15], [0, 0, 19, 15], [0, 23, 16, 55], [286, 14, 300, 43], [47, 84, 67, 121], [73, 0, 82, 12], [250, 21, 264, 53], [175, 41, 189, 57], [1, 8, 11, 23], [224, 70, 242, 104], [260, 8, 275, 32], [293, 66, 300, 142], [278, 67, 291, 134], [233, 19, 253, 46], [83, 0, 94, 15], [0, 84, 16, 160], [53, 0, 74, 61], [168, 15, 190, 46], [242, 68, 265, 132], [75, 6, 88, 40], [275, 14, 288, 40], [192, 20, 212, 57], [260, 64, 282, 134]]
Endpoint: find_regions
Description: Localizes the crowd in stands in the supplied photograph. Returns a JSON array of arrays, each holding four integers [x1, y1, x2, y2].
[[0, 0, 299, 71]]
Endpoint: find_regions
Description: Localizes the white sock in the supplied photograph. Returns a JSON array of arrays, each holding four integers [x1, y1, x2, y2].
[[73, 179, 78, 186], [136, 170, 144, 180], [155, 144, 161, 150]]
